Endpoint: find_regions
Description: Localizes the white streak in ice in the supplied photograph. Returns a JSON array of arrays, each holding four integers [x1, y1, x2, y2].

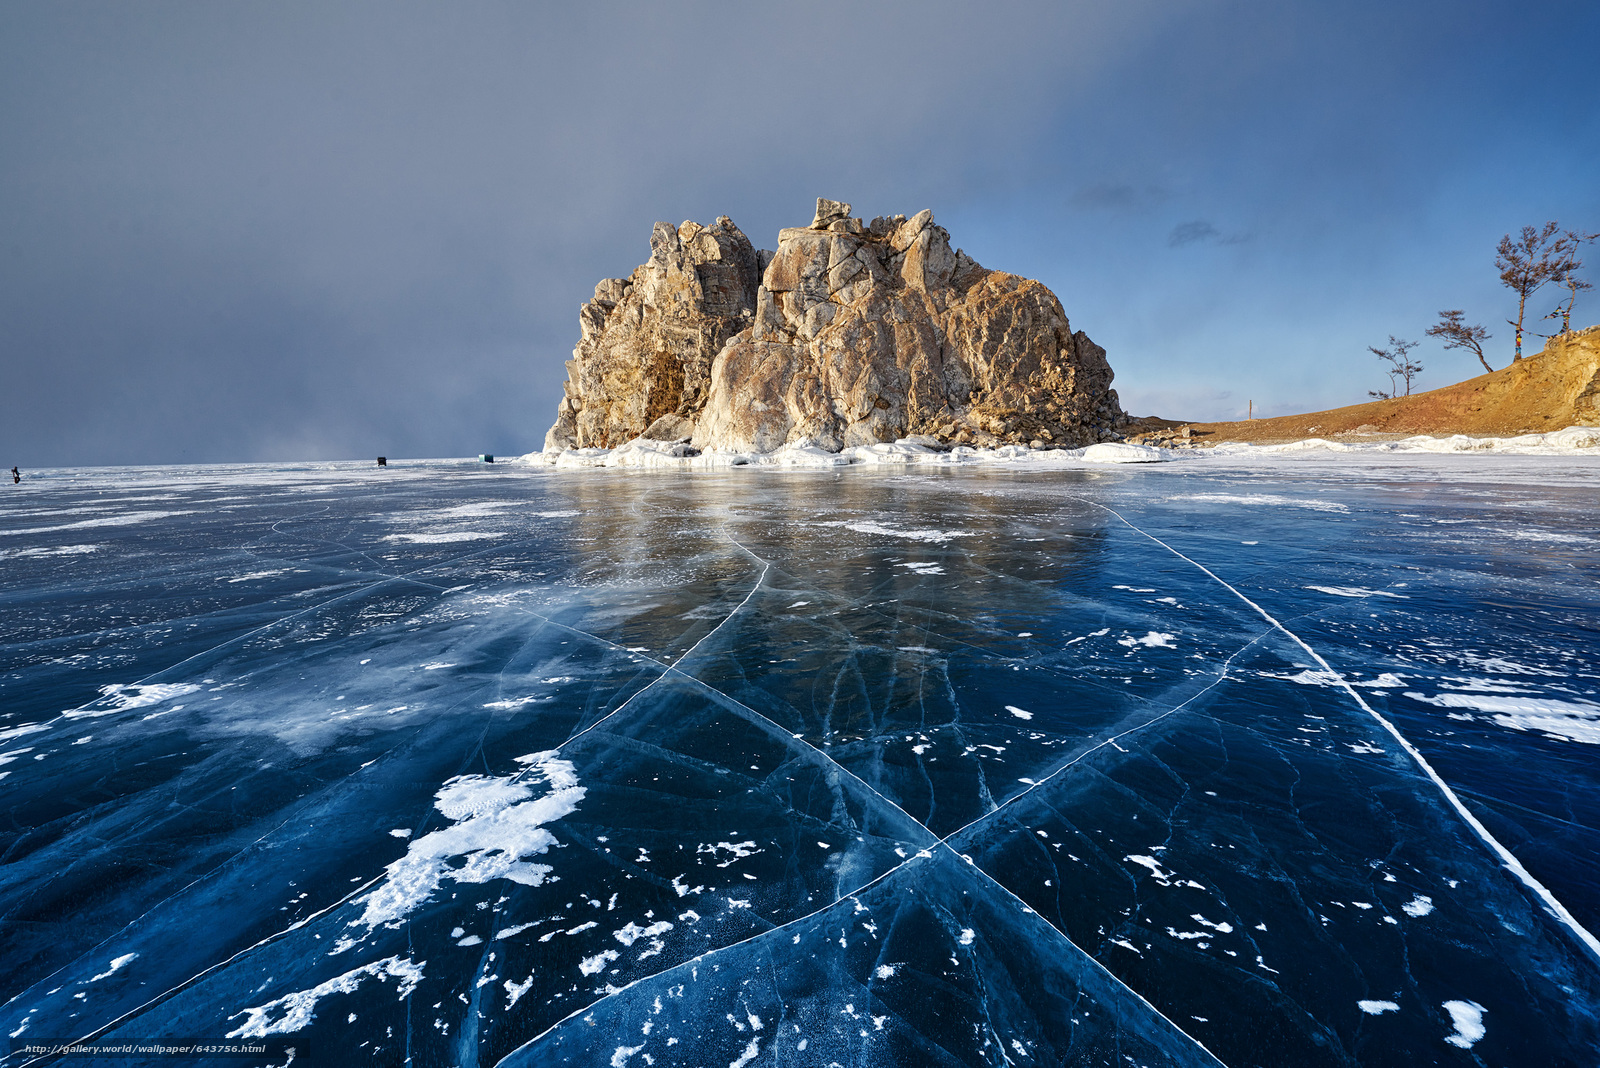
[[88, 954, 138, 982], [1305, 586, 1405, 599], [0, 511, 196, 535], [1089, 500, 1600, 965], [384, 531, 507, 544]]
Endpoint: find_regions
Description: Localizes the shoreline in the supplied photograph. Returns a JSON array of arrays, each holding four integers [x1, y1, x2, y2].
[[522, 426, 1600, 470]]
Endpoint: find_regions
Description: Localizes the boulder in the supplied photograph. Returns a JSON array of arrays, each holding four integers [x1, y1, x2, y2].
[[542, 200, 1128, 453], [810, 197, 852, 229]]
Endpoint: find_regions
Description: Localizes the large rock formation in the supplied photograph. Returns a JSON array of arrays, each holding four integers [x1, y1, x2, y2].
[[543, 199, 1127, 453]]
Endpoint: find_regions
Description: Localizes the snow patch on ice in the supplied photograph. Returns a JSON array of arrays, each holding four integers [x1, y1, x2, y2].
[[226, 956, 423, 1038], [1269, 670, 1404, 689], [483, 696, 546, 710], [820, 520, 975, 543], [504, 975, 534, 1008], [1119, 631, 1177, 649], [495, 922, 537, 940], [0, 544, 103, 560], [227, 569, 290, 583], [1125, 855, 1173, 884], [1442, 1000, 1486, 1048], [1306, 586, 1406, 598], [384, 531, 507, 544], [580, 950, 619, 976], [697, 840, 762, 867], [352, 752, 583, 931], [610, 1044, 646, 1067], [65, 682, 202, 719], [1406, 691, 1600, 745], [613, 921, 673, 946], [1178, 493, 1348, 513]]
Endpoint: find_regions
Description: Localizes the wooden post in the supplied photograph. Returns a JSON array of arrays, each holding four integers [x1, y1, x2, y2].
[[1248, 400, 1253, 420]]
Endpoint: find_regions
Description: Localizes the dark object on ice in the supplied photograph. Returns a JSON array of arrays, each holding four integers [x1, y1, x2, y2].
[[479, 454, 494, 463], [377, 457, 387, 467], [10, 467, 18, 484]]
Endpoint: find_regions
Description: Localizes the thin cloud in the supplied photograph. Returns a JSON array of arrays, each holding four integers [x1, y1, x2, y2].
[[1072, 182, 1170, 211], [1168, 220, 1251, 248]]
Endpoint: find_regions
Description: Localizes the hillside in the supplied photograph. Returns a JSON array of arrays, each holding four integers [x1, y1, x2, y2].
[[1137, 325, 1600, 447]]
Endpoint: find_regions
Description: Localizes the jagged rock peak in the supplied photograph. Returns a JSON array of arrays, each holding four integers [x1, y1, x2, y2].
[[542, 198, 1128, 453]]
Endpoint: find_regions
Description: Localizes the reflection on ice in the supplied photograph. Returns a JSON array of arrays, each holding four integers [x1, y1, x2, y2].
[[1, 456, 1598, 1065]]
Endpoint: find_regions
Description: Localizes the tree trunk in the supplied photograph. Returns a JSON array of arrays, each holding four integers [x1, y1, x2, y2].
[[1515, 291, 1528, 360]]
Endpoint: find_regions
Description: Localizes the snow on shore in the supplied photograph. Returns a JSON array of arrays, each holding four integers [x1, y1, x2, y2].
[[522, 439, 1166, 469], [1208, 426, 1600, 456], [521, 427, 1600, 470]]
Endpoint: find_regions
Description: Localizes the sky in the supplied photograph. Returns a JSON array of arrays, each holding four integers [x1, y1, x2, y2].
[[3, 0, 1597, 466]]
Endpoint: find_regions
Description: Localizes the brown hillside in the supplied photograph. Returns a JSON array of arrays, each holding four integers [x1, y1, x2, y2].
[[1135, 325, 1600, 447]]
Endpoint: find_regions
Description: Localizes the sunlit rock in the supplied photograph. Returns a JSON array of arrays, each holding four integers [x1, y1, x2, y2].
[[543, 198, 1129, 453]]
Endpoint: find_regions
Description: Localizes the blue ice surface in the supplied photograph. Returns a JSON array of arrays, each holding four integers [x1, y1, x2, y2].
[[1, 453, 1598, 1067]]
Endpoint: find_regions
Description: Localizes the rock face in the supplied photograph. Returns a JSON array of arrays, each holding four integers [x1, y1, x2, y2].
[[543, 199, 1127, 452]]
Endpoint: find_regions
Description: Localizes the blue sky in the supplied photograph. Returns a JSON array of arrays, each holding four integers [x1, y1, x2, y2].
[[3, 1, 1597, 464]]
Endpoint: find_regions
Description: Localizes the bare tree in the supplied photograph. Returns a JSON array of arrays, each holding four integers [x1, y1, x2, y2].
[[1547, 273, 1593, 335], [1426, 310, 1493, 373], [1548, 228, 1597, 335], [1496, 222, 1592, 359], [1367, 336, 1422, 399]]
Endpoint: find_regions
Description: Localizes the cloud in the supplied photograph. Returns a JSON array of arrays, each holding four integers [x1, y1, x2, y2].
[[1169, 221, 1220, 246], [1168, 220, 1252, 248], [1071, 183, 1170, 212]]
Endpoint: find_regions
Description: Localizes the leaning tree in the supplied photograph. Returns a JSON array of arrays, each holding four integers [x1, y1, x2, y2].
[[1426, 310, 1492, 374]]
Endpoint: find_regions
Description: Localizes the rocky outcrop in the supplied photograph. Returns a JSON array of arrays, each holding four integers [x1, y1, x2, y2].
[[543, 199, 1127, 452]]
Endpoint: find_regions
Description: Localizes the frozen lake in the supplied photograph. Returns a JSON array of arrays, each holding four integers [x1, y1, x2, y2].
[[3, 454, 1599, 1066]]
